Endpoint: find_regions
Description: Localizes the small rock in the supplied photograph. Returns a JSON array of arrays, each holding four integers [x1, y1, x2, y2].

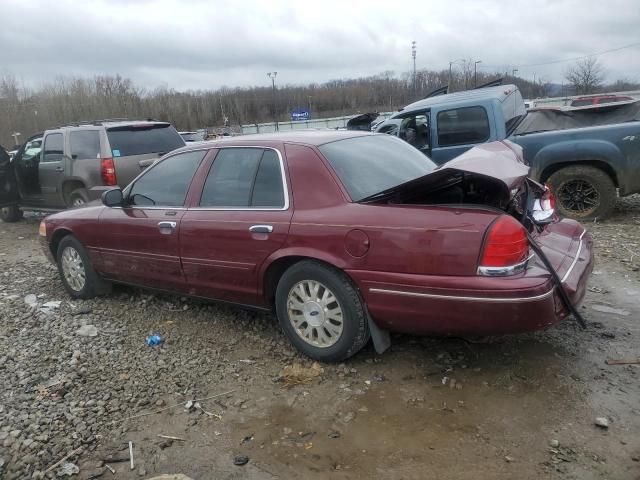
[[595, 417, 609, 429], [233, 455, 249, 466], [328, 431, 341, 439], [549, 439, 559, 448], [72, 306, 93, 316], [58, 462, 79, 476], [155, 399, 166, 407], [342, 412, 356, 423], [504, 455, 514, 463], [24, 294, 38, 307], [138, 466, 147, 476], [76, 325, 98, 337]]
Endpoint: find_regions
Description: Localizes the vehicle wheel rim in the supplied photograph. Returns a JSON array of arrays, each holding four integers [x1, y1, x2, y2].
[[1, 207, 9, 216], [557, 179, 600, 215], [72, 197, 85, 207], [287, 280, 344, 348], [61, 246, 86, 292]]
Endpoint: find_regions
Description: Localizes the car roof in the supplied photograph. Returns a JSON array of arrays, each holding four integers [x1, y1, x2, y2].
[[397, 84, 519, 113], [53, 120, 171, 130], [174, 130, 373, 152]]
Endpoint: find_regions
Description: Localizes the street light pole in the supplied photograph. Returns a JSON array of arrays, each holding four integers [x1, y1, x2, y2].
[[267, 72, 278, 130], [474, 60, 482, 87], [411, 41, 417, 99]]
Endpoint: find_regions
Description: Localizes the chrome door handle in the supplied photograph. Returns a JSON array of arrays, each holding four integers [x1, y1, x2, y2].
[[55, 166, 64, 172], [249, 225, 273, 233], [158, 221, 177, 229]]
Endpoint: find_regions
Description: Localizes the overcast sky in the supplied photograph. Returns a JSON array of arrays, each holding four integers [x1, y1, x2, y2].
[[1, 0, 639, 91]]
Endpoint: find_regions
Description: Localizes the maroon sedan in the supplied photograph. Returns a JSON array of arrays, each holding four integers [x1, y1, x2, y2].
[[32, 131, 592, 361]]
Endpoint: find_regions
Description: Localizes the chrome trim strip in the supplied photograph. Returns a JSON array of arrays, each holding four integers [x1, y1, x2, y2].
[[477, 254, 534, 277], [561, 230, 586, 283], [369, 287, 555, 303], [189, 146, 290, 212]]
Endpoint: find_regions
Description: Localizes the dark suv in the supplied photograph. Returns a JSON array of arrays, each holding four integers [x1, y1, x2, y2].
[[0, 120, 185, 222]]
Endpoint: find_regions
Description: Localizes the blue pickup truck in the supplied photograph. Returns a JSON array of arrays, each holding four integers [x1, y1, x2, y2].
[[374, 85, 640, 220]]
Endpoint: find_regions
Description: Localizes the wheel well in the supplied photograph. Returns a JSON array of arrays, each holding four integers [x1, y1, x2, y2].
[[50, 228, 73, 257], [263, 256, 348, 307], [62, 180, 86, 204], [540, 161, 618, 187]]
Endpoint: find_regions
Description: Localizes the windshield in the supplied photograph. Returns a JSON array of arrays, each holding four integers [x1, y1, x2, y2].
[[107, 124, 185, 157], [318, 134, 436, 201]]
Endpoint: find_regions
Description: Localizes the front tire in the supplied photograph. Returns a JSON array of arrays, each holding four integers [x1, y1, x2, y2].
[[548, 166, 616, 220], [275, 260, 370, 362], [0, 206, 23, 223], [56, 235, 111, 299]]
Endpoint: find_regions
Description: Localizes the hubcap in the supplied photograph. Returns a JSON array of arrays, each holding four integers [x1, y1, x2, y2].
[[61, 246, 86, 291], [287, 280, 344, 348], [557, 179, 600, 215], [72, 197, 86, 207]]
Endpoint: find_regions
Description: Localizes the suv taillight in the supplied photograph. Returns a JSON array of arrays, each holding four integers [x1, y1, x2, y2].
[[101, 158, 117, 186], [478, 215, 529, 276]]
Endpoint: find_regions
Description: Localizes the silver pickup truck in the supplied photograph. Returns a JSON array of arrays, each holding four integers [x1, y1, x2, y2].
[[0, 120, 185, 222]]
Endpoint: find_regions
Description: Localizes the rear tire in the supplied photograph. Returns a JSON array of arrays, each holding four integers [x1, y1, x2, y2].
[[547, 166, 616, 220], [56, 235, 111, 299], [68, 188, 90, 208], [0, 206, 23, 223], [275, 260, 370, 362]]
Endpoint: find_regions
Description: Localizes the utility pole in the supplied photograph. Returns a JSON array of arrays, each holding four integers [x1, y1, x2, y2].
[[267, 72, 278, 130], [474, 60, 482, 87], [411, 41, 417, 99]]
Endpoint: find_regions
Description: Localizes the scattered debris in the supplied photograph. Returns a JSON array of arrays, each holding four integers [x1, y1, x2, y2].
[[44, 447, 83, 474], [549, 439, 560, 448], [129, 441, 135, 470], [157, 435, 185, 441], [591, 304, 631, 316], [146, 334, 164, 346], [281, 363, 324, 388], [76, 324, 98, 337], [234, 455, 249, 466], [138, 466, 147, 476], [72, 306, 93, 316], [595, 417, 610, 429], [241, 435, 254, 445], [341, 412, 356, 423], [122, 390, 235, 422], [504, 456, 514, 463], [105, 465, 116, 474], [606, 357, 640, 365], [328, 431, 341, 439]]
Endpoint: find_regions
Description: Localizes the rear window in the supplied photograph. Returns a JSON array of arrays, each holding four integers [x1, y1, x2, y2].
[[107, 124, 185, 157], [318, 135, 436, 202]]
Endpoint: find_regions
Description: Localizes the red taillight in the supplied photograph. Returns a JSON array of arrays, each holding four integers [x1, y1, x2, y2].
[[101, 158, 117, 186], [479, 216, 529, 269]]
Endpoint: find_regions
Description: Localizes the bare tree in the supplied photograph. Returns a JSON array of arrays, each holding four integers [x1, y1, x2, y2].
[[565, 57, 605, 95]]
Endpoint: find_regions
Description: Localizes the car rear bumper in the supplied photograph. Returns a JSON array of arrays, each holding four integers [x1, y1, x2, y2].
[[348, 224, 593, 336]]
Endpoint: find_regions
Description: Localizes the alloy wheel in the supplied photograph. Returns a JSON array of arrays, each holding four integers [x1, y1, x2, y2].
[[287, 280, 344, 348], [61, 246, 86, 292], [557, 179, 600, 216]]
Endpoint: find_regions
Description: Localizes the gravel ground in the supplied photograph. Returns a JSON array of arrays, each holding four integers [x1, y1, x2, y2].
[[1, 199, 640, 479]]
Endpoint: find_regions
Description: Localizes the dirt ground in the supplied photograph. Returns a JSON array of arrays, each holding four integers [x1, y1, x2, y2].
[[1, 200, 639, 480]]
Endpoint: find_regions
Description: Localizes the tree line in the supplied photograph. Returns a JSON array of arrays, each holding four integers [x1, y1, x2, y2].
[[1, 59, 637, 147]]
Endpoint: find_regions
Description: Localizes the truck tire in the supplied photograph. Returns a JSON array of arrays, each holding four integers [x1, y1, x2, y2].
[[0, 206, 23, 223], [68, 188, 90, 208], [547, 166, 616, 221]]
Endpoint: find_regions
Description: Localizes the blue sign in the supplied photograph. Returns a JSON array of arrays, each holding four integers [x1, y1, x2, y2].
[[291, 108, 310, 121]]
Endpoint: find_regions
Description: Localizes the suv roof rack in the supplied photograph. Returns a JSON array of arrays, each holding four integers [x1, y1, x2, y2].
[[56, 118, 161, 128]]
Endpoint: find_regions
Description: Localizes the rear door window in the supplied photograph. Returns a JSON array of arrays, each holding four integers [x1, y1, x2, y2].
[[107, 124, 185, 157], [199, 148, 285, 208], [437, 106, 490, 147], [70, 131, 100, 159], [128, 150, 206, 207], [42, 133, 64, 163]]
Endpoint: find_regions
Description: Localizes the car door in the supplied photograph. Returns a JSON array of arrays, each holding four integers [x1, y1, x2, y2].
[[0, 146, 19, 207], [12, 134, 44, 204], [180, 146, 293, 305], [430, 105, 492, 165], [98, 149, 209, 292], [38, 132, 69, 207]]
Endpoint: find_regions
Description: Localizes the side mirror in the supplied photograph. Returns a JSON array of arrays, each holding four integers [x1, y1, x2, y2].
[[102, 188, 123, 207]]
